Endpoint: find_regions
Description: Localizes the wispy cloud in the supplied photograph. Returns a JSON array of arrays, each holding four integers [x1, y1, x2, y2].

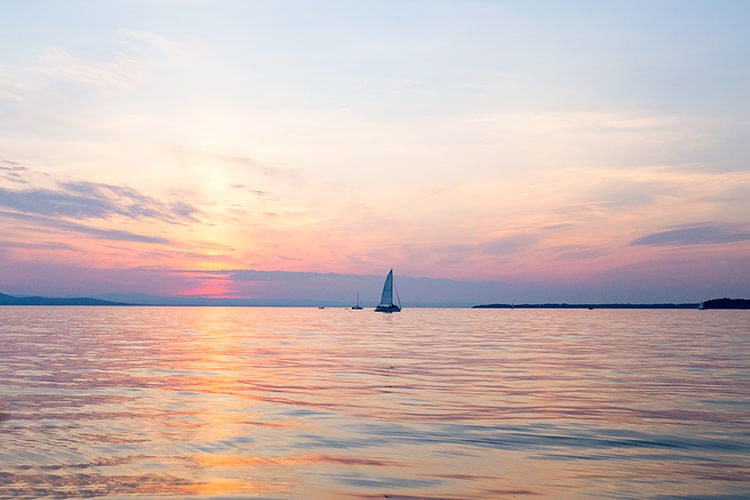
[[0, 162, 196, 245], [33, 46, 146, 89], [587, 178, 677, 209], [179, 269, 364, 282], [0, 210, 169, 244], [631, 223, 750, 246], [202, 151, 302, 181], [460, 110, 710, 170], [554, 245, 607, 261], [467, 110, 699, 138], [241, 269, 386, 282], [479, 233, 539, 255], [0, 69, 41, 102], [432, 232, 542, 263], [118, 29, 194, 63], [0, 30, 193, 99], [0, 240, 78, 252], [0, 158, 29, 184], [0, 168, 199, 223]]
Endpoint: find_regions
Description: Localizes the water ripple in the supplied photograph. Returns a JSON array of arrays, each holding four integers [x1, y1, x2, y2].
[[1, 307, 748, 498]]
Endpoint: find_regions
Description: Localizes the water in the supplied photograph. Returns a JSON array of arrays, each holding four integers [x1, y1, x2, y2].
[[0, 307, 748, 499]]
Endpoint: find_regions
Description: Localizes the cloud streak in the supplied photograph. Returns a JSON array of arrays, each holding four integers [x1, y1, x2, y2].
[[0, 159, 28, 184], [3, 30, 191, 97], [0, 171, 199, 223], [0, 240, 78, 252], [178, 269, 366, 282], [0, 163, 190, 245], [202, 151, 302, 181], [631, 223, 750, 246], [0, 210, 169, 244]]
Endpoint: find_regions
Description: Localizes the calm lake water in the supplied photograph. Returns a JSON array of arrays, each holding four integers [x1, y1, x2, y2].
[[0, 307, 748, 499]]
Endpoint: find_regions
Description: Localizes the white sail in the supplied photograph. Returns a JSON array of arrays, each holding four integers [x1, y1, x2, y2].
[[375, 269, 401, 312], [379, 269, 394, 305], [352, 291, 363, 309]]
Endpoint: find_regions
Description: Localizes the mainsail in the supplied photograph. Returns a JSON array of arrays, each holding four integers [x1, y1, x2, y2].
[[379, 269, 394, 306], [375, 269, 401, 312]]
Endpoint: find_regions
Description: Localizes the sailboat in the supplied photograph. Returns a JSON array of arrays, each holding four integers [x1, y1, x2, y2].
[[352, 291, 363, 310], [374, 269, 401, 313]]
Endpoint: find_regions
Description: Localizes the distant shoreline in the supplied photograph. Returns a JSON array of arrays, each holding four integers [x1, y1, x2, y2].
[[2, 292, 748, 309], [0, 293, 130, 306], [472, 303, 700, 309], [473, 297, 750, 310]]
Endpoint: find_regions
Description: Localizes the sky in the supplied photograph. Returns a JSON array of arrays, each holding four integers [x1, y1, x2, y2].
[[1, 0, 749, 305]]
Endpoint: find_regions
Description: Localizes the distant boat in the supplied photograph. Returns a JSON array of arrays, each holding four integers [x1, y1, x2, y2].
[[318, 306, 325, 309], [352, 291, 363, 310], [375, 269, 401, 313]]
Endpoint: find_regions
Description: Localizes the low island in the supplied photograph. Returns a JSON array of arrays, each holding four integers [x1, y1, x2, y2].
[[0, 292, 129, 306], [699, 298, 750, 309]]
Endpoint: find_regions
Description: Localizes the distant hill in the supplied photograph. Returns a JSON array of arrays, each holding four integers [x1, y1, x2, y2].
[[700, 298, 750, 309], [0, 292, 130, 306], [472, 302, 700, 309]]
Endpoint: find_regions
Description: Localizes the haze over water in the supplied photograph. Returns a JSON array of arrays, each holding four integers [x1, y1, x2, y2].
[[1, 306, 748, 499]]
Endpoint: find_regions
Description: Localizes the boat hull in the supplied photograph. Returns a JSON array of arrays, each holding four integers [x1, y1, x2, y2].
[[375, 304, 401, 313]]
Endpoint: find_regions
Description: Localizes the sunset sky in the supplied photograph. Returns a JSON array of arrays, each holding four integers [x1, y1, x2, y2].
[[1, 1, 749, 304]]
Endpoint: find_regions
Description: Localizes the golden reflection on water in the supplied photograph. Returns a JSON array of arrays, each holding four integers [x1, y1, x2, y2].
[[0, 307, 748, 498]]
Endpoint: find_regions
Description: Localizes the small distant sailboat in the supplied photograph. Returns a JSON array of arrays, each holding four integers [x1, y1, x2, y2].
[[352, 291, 363, 310], [375, 269, 401, 313]]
